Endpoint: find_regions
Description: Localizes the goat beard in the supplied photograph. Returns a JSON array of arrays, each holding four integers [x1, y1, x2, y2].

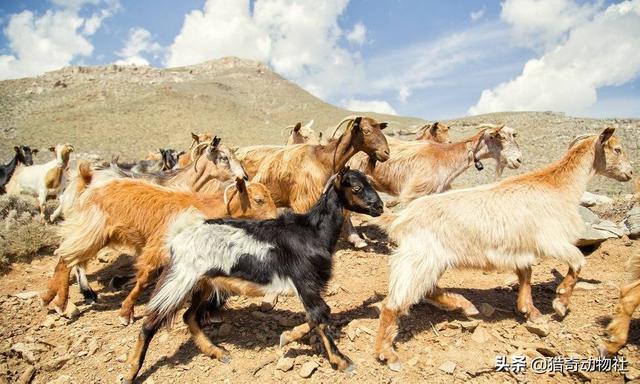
[[367, 156, 377, 171]]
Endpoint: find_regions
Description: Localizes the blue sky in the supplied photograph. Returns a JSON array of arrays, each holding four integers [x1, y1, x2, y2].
[[1, 0, 639, 119]]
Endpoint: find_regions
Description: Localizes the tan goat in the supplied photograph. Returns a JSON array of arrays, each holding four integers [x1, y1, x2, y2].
[[41, 165, 277, 325], [374, 128, 632, 371], [415, 122, 451, 143]]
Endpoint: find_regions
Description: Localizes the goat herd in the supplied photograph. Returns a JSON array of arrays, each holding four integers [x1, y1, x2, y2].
[[0, 116, 637, 382]]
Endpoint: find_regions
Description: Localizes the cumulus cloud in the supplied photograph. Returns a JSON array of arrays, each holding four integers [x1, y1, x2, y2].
[[346, 22, 366, 45], [398, 86, 411, 103], [469, 0, 640, 116], [501, 0, 602, 49], [115, 27, 162, 66], [470, 7, 486, 22], [166, 0, 364, 99], [344, 98, 397, 115], [0, 0, 117, 80]]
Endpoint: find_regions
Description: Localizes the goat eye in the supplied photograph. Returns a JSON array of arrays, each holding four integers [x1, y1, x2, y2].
[[614, 148, 622, 154], [353, 186, 361, 193], [363, 130, 372, 135]]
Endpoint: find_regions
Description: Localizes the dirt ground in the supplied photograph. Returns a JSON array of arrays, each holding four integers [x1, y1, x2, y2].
[[1, 216, 639, 384]]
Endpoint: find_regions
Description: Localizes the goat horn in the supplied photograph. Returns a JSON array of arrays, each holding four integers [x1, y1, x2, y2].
[[330, 115, 360, 139]]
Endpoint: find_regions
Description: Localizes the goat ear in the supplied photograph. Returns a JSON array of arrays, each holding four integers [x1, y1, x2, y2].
[[235, 177, 246, 194], [211, 136, 221, 148], [48, 146, 56, 152], [599, 127, 615, 144], [430, 122, 439, 133], [379, 122, 388, 130], [352, 117, 363, 130], [191, 132, 199, 142], [32, 148, 38, 154], [14, 146, 19, 152], [293, 122, 302, 132]]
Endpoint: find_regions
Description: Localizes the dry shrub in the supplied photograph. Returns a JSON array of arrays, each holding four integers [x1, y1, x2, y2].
[[0, 195, 59, 272]]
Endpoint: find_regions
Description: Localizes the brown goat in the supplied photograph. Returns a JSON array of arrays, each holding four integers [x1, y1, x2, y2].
[[41, 167, 277, 325], [177, 132, 214, 168], [252, 116, 389, 213], [415, 122, 451, 143], [601, 250, 640, 357]]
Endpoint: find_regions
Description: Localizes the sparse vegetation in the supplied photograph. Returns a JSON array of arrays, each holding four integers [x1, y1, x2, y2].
[[0, 195, 58, 272]]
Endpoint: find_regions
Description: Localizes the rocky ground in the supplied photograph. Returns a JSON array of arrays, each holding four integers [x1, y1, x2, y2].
[[0, 210, 639, 384]]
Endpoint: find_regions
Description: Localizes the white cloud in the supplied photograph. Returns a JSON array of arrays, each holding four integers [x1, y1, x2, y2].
[[115, 27, 162, 66], [0, 1, 117, 80], [346, 22, 366, 45], [469, 0, 640, 116], [501, 0, 602, 49], [344, 98, 397, 115], [470, 7, 486, 22], [398, 86, 411, 103], [166, 0, 364, 100]]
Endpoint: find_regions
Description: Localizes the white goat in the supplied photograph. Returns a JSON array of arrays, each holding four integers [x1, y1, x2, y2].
[[6, 144, 74, 216], [373, 128, 633, 371]]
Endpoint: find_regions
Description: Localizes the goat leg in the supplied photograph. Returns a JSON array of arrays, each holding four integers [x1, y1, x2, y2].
[[516, 267, 542, 322], [124, 321, 159, 384], [279, 322, 312, 347], [600, 280, 640, 356], [185, 290, 230, 362], [316, 323, 354, 372], [342, 211, 367, 248], [424, 286, 479, 317], [552, 267, 580, 318], [41, 259, 71, 314], [73, 265, 98, 303], [118, 261, 153, 325], [375, 302, 402, 371]]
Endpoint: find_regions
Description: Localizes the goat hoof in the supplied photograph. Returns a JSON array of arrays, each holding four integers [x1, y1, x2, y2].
[[344, 363, 356, 374], [388, 361, 403, 372], [597, 345, 611, 358], [82, 290, 98, 304], [352, 240, 367, 249], [463, 305, 480, 318], [218, 354, 231, 364], [118, 314, 132, 326], [279, 333, 290, 348], [552, 298, 567, 318]]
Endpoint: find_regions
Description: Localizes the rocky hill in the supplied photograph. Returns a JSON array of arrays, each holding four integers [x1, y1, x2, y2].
[[0, 57, 638, 194]]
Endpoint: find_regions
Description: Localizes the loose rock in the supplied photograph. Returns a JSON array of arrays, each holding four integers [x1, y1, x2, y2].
[[524, 323, 550, 337], [439, 360, 456, 374], [478, 303, 495, 318], [276, 357, 295, 372], [299, 361, 318, 378], [17, 365, 35, 384]]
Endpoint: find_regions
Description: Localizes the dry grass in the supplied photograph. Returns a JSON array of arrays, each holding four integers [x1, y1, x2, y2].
[[0, 195, 59, 272]]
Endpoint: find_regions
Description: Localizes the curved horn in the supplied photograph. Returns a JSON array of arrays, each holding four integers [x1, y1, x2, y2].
[[330, 115, 360, 139]]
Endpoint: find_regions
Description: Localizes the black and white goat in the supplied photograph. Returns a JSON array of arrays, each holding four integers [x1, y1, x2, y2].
[[123, 168, 384, 383], [0, 146, 37, 194]]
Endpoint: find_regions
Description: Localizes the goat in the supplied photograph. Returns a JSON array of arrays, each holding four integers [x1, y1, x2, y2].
[[122, 168, 384, 383], [373, 128, 632, 371], [41, 165, 277, 325], [144, 148, 186, 168], [6, 144, 74, 216], [177, 132, 213, 168], [51, 137, 245, 222], [0, 146, 37, 194], [285, 120, 320, 145], [600, 251, 640, 357], [415, 122, 451, 143], [350, 125, 522, 204], [128, 148, 181, 174]]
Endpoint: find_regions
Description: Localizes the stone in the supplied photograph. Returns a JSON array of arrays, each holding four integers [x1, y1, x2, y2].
[[276, 357, 295, 372], [576, 225, 618, 247], [524, 322, 550, 337], [299, 361, 318, 378], [439, 360, 456, 374], [116, 353, 127, 363], [88, 339, 100, 355], [17, 365, 35, 384], [44, 355, 72, 371], [626, 366, 640, 381], [459, 320, 480, 331], [218, 323, 233, 337], [471, 326, 491, 344], [578, 206, 599, 225], [12, 291, 40, 300], [626, 204, 640, 238], [580, 192, 612, 207], [62, 302, 79, 318], [593, 220, 625, 237], [11, 343, 38, 363], [575, 281, 599, 291], [42, 315, 57, 328], [46, 375, 72, 384], [478, 303, 495, 318]]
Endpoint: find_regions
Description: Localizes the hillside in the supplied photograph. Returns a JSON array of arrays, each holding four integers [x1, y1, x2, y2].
[[0, 57, 638, 194]]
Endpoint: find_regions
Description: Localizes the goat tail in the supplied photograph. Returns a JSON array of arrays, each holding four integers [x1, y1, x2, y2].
[[147, 208, 208, 328], [76, 161, 93, 193], [628, 251, 640, 282]]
